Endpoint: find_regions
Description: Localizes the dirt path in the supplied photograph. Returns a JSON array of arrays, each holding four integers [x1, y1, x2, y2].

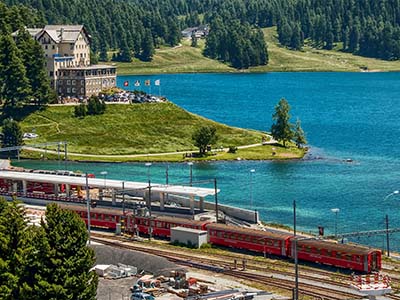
[[22, 138, 277, 159]]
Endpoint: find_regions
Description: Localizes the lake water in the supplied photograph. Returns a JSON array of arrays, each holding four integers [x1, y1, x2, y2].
[[14, 72, 400, 250]]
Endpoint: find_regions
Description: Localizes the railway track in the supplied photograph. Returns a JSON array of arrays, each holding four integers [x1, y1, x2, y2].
[[91, 233, 351, 287], [91, 234, 365, 300]]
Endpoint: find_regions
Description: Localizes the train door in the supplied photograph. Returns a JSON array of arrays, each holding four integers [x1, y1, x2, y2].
[[370, 252, 378, 272], [364, 255, 369, 272]]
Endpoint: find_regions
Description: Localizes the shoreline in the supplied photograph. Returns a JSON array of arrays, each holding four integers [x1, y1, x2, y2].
[[115, 68, 396, 76]]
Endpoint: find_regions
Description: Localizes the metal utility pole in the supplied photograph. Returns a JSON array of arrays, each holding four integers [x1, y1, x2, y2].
[[293, 200, 296, 236], [294, 238, 299, 300], [386, 214, 390, 257], [148, 180, 152, 240], [85, 173, 91, 244], [122, 181, 125, 215], [214, 178, 219, 223], [188, 162, 193, 187]]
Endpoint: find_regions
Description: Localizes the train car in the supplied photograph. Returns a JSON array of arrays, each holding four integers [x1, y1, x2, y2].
[[0, 178, 10, 190], [128, 215, 210, 238], [288, 238, 381, 272], [59, 204, 126, 230], [207, 223, 292, 257]]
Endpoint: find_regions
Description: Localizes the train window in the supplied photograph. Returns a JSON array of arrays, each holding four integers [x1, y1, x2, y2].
[[326, 250, 332, 257], [238, 235, 243, 241], [156, 222, 163, 228], [150, 221, 155, 227], [355, 256, 361, 262], [336, 252, 341, 259], [166, 223, 170, 229], [345, 255, 352, 261], [144, 220, 149, 226], [217, 232, 223, 238], [306, 246, 312, 253], [274, 241, 279, 247], [245, 236, 251, 242], [267, 240, 272, 246], [224, 233, 229, 238]]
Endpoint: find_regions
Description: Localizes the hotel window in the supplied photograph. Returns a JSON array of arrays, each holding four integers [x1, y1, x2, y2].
[[67, 88, 71, 93], [58, 88, 62, 93], [72, 88, 76, 93], [72, 80, 76, 85], [81, 80, 84, 85], [81, 88, 84, 93], [67, 80, 71, 85], [52, 45, 55, 49]]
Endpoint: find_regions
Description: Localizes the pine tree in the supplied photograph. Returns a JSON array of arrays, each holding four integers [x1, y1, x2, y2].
[[191, 32, 198, 47], [16, 28, 52, 106], [36, 204, 98, 299], [99, 40, 108, 62], [0, 34, 31, 108], [141, 29, 155, 61], [1, 118, 23, 148], [0, 199, 29, 300], [271, 98, 293, 147], [293, 118, 307, 148]]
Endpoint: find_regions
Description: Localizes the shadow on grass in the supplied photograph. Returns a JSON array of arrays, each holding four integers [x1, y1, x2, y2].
[[1, 105, 45, 122]]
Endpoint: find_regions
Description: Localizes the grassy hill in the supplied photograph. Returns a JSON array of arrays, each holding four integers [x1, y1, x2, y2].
[[113, 27, 400, 74], [18, 103, 304, 162]]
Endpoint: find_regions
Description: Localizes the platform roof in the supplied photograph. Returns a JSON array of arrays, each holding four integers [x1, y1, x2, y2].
[[0, 170, 218, 198]]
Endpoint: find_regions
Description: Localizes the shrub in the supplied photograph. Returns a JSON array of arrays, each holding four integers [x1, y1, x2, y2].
[[228, 146, 237, 153]]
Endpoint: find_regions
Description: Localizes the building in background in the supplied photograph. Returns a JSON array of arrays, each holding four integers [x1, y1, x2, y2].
[[13, 25, 116, 98]]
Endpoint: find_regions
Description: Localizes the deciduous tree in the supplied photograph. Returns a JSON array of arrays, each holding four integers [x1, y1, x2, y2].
[[192, 125, 217, 155]]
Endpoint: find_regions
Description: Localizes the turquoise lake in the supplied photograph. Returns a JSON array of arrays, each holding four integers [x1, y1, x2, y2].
[[14, 72, 400, 250]]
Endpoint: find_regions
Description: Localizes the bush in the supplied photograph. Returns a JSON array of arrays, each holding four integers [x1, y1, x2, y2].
[[228, 146, 237, 153], [74, 103, 87, 118], [87, 96, 106, 115], [200, 243, 212, 249]]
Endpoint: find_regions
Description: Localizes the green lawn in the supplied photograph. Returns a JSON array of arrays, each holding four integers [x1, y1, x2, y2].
[[19, 103, 305, 162], [111, 27, 400, 74], [113, 39, 234, 75]]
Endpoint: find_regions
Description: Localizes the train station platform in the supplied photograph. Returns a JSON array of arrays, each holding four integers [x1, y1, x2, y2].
[[0, 169, 218, 214]]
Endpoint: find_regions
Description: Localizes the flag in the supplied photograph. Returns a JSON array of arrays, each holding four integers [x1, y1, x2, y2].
[[154, 79, 160, 86], [123, 81, 129, 87], [134, 80, 140, 87], [145, 80, 151, 86]]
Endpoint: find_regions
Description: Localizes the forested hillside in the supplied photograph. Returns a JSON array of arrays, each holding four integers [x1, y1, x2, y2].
[[2, 0, 400, 66]]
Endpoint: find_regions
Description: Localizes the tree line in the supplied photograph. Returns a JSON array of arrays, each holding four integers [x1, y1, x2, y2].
[[0, 200, 97, 299], [204, 17, 268, 69], [3, 0, 400, 67]]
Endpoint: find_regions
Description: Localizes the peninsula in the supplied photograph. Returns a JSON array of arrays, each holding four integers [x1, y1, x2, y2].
[[19, 103, 305, 162]]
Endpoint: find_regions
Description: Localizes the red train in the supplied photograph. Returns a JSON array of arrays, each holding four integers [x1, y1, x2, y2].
[[58, 204, 381, 273]]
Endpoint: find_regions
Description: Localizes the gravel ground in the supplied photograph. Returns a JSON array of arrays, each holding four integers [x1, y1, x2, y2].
[[92, 244, 183, 276], [92, 244, 183, 300], [92, 245, 289, 300]]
